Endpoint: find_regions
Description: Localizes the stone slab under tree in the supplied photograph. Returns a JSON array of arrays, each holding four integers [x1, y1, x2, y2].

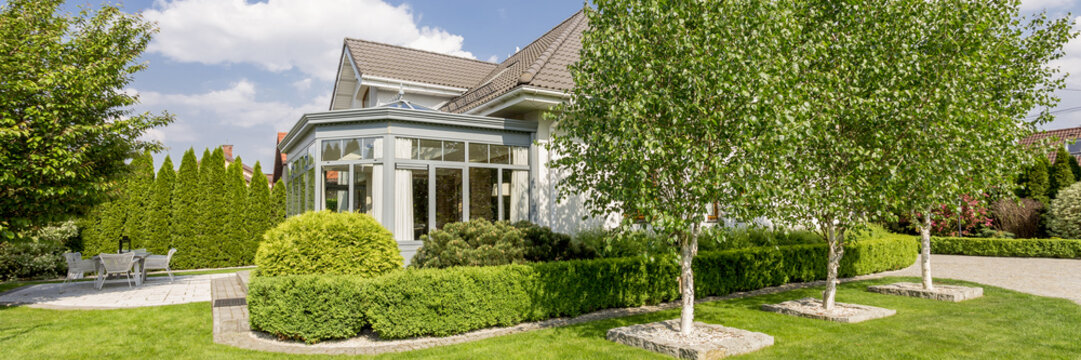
[[867, 282, 983, 302], [761, 297, 895, 323], [606, 319, 774, 360]]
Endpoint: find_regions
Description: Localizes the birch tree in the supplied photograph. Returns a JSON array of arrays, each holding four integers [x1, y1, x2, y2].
[[550, 0, 805, 334], [887, 0, 1073, 290]]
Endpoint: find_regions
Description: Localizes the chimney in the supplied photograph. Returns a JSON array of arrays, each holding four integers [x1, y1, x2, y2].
[[222, 145, 234, 160]]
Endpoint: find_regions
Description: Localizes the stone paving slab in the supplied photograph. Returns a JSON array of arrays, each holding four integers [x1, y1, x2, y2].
[[868, 282, 983, 302], [0, 274, 232, 309], [761, 297, 896, 323], [607, 320, 773, 360], [875, 255, 1081, 306]]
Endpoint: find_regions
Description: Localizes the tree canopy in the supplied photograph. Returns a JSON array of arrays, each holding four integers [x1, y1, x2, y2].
[[0, 0, 171, 239]]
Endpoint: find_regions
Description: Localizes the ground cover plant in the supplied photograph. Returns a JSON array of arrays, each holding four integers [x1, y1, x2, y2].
[[249, 235, 916, 342], [4, 277, 1081, 359]]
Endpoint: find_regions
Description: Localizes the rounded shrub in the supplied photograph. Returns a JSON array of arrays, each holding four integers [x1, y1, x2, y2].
[[1048, 182, 1081, 239], [411, 219, 526, 268], [254, 211, 402, 277]]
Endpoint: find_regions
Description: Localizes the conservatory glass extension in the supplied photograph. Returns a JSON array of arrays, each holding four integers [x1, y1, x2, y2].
[[278, 106, 535, 242]]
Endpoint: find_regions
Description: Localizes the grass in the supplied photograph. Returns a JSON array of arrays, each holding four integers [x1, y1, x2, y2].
[[0, 267, 253, 294], [0, 277, 1078, 359]]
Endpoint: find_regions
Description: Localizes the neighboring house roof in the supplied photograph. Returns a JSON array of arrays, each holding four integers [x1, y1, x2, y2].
[[442, 10, 587, 114], [344, 38, 497, 89], [222, 145, 273, 187], [1020, 126, 1081, 163]]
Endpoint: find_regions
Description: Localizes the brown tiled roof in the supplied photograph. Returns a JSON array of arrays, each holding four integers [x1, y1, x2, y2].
[[344, 38, 497, 89], [1020, 126, 1081, 163], [442, 10, 586, 114]]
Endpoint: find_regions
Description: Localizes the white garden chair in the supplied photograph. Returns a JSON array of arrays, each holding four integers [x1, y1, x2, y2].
[[143, 248, 177, 282], [97, 252, 136, 289], [62, 253, 96, 287]]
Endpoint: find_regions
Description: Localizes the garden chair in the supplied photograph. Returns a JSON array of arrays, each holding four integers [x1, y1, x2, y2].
[[97, 252, 135, 289], [62, 253, 96, 288], [143, 248, 177, 282]]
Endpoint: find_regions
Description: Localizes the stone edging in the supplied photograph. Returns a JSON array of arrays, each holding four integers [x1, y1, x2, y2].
[[212, 271, 894, 355]]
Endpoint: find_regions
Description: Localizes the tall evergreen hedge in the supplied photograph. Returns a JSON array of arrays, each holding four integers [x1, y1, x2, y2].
[[80, 147, 284, 269], [1050, 147, 1076, 199], [1019, 156, 1051, 204]]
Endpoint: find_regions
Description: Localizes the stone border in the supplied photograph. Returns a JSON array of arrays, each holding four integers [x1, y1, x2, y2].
[[607, 320, 773, 359], [867, 282, 983, 302], [214, 272, 895, 355], [761, 297, 896, 323]]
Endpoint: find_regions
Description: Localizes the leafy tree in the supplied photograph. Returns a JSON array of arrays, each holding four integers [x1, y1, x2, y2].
[[222, 157, 248, 266], [171, 149, 200, 269], [1020, 156, 1052, 204], [145, 156, 175, 254], [271, 179, 286, 221], [0, 0, 171, 239], [882, 0, 1071, 291], [244, 162, 273, 264], [121, 152, 155, 248], [1050, 147, 1077, 199], [197, 148, 228, 267], [550, 0, 803, 334]]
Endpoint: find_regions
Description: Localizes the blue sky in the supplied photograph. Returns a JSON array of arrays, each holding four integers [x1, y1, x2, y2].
[[9, 0, 1081, 169]]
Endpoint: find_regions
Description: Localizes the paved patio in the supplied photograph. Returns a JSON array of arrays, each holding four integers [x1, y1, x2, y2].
[[0, 273, 234, 309], [877, 255, 1081, 306]]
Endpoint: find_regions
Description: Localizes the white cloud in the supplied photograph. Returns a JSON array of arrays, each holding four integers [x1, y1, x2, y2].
[[292, 78, 313, 91], [1021, 0, 1077, 12], [138, 80, 327, 129], [486, 55, 499, 63], [144, 0, 475, 81]]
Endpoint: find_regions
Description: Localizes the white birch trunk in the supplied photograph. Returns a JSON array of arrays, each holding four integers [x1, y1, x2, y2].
[[823, 224, 843, 310], [920, 211, 934, 290], [679, 226, 699, 335]]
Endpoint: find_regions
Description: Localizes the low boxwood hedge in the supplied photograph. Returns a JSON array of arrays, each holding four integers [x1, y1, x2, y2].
[[248, 234, 917, 343], [931, 236, 1081, 259]]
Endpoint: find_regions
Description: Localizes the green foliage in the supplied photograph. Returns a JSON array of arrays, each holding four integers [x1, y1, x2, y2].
[[1050, 148, 1077, 199], [0, 238, 65, 281], [270, 179, 286, 221], [1048, 182, 1081, 239], [196, 148, 227, 267], [412, 219, 526, 268], [31, 220, 81, 252], [254, 211, 402, 277], [121, 152, 155, 249], [0, 0, 172, 239], [1020, 156, 1052, 204], [144, 157, 175, 254], [249, 235, 917, 342], [242, 162, 276, 265], [1070, 152, 1081, 181], [931, 236, 1081, 259], [513, 221, 596, 262], [222, 157, 248, 266], [170, 149, 200, 268]]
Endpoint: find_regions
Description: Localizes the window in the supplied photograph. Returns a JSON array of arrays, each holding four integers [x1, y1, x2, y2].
[[468, 143, 488, 163], [397, 137, 467, 162], [706, 203, 720, 222], [1069, 140, 1081, 156], [323, 137, 380, 161]]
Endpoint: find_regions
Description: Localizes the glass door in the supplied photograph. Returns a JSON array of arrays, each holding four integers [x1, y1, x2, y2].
[[434, 167, 464, 230]]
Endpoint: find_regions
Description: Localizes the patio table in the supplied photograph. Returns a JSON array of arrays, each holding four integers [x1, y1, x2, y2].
[[92, 253, 149, 289]]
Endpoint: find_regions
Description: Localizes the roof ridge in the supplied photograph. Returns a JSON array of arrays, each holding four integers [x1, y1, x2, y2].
[[518, 10, 586, 84], [343, 37, 496, 65]]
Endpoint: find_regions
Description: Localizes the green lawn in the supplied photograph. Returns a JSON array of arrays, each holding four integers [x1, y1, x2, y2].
[[0, 267, 253, 294], [1, 277, 1078, 359]]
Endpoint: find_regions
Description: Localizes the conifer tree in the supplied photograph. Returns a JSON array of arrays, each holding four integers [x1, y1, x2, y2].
[[1050, 147, 1076, 199], [145, 156, 175, 254], [222, 156, 248, 266], [197, 148, 228, 267], [1070, 151, 1081, 182], [171, 148, 200, 269], [271, 179, 286, 222], [243, 162, 272, 264], [1023, 156, 1052, 204], [122, 152, 155, 248]]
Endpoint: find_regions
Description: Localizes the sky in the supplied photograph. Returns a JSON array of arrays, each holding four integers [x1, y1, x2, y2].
[[6, 0, 1081, 170]]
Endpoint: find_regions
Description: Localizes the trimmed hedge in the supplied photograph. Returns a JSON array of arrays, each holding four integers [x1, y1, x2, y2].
[[931, 236, 1081, 259], [249, 234, 917, 343], [255, 211, 402, 277]]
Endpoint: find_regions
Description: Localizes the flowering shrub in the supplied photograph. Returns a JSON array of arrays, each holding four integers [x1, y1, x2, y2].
[[920, 194, 995, 237]]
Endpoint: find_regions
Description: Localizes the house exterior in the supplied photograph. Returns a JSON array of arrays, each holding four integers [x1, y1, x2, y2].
[[1020, 125, 1081, 163], [277, 10, 620, 260]]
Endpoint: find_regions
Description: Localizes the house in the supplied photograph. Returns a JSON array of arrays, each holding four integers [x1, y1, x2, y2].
[[277, 10, 620, 260], [221, 145, 274, 187], [1020, 125, 1081, 163]]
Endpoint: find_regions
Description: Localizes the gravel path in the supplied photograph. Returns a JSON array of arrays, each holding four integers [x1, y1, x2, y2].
[[0, 274, 234, 309], [876, 255, 1081, 306]]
